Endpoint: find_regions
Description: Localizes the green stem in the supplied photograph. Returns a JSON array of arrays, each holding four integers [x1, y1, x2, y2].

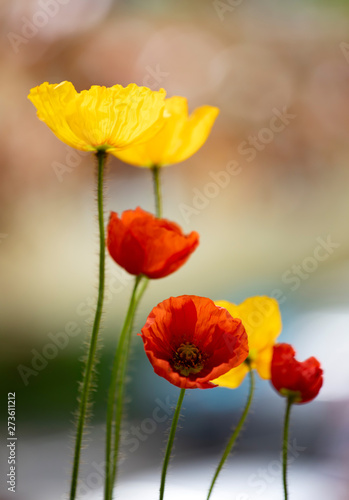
[[104, 162, 163, 499], [110, 277, 149, 492], [105, 275, 149, 500], [152, 165, 162, 218], [69, 150, 107, 500], [206, 365, 255, 500], [282, 397, 293, 500], [159, 388, 186, 500]]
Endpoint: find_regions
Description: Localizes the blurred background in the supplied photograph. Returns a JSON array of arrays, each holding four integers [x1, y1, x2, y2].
[[1, 0, 349, 498]]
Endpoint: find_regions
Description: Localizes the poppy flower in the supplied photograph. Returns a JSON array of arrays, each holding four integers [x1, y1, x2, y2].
[[140, 295, 249, 389], [212, 297, 282, 389], [114, 96, 219, 167], [271, 343, 323, 403], [28, 81, 166, 152], [107, 208, 199, 279]]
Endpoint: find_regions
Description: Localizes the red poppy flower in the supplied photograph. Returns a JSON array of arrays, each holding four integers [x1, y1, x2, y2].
[[107, 208, 199, 279], [271, 343, 323, 404], [140, 295, 249, 389]]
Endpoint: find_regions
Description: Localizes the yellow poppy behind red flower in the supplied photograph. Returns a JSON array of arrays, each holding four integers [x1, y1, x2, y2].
[[114, 96, 219, 167], [28, 81, 166, 152], [212, 296, 282, 389]]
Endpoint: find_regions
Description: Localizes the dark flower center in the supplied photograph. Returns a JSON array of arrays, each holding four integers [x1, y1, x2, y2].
[[173, 342, 204, 376]]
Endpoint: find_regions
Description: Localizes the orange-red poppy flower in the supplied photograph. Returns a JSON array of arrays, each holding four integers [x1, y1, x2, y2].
[[140, 295, 249, 389], [107, 208, 199, 279], [271, 343, 323, 404]]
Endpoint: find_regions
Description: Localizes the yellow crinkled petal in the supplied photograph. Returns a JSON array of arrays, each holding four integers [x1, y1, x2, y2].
[[212, 362, 249, 389], [28, 82, 166, 152], [114, 96, 219, 167], [215, 297, 282, 355], [28, 81, 93, 151]]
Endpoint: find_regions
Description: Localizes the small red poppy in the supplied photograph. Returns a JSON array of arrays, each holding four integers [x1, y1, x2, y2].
[[140, 295, 249, 389], [107, 208, 199, 279], [271, 343, 323, 404]]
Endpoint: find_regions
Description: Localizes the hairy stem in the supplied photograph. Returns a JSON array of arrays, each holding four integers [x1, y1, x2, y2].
[[70, 150, 107, 500], [206, 365, 255, 500], [105, 276, 149, 500], [159, 388, 186, 500]]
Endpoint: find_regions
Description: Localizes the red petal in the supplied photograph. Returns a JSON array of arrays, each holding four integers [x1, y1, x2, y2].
[[107, 208, 199, 279], [271, 343, 323, 403]]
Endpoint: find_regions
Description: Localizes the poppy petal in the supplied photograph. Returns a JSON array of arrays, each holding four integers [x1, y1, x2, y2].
[[140, 295, 249, 389]]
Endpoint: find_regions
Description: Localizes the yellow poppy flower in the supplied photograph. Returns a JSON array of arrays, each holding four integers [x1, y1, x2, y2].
[[28, 81, 166, 152], [114, 96, 219, 167], [212, 296, 282, 389]]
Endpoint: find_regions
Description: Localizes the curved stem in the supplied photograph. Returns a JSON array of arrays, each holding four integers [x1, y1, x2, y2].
[[282, 397, 293, 500], [159, 388, 186, 500], [70, 150, 107, 500], [206, 365, 255, 500], [152, 165, 162, 218], [105, 275, 149, 500]]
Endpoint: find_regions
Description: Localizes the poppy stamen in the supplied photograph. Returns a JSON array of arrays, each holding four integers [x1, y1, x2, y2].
[[173, 342, 204, 376]]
